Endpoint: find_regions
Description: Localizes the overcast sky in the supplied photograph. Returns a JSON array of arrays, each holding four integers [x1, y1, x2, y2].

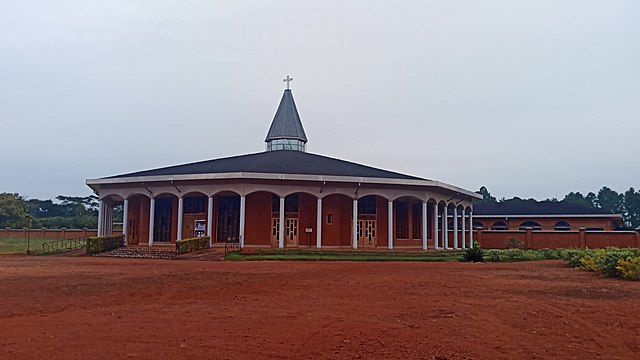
[[1, 0, 638, 201]]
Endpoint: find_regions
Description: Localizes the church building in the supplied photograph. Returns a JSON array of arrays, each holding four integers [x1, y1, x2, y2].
[[86, 78, 481, 251]]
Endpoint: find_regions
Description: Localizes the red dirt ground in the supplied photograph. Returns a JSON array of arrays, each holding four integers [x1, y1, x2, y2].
[[1, 257, 639, 359]]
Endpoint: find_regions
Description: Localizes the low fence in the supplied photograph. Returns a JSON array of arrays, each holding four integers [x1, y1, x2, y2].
[[475, 228, 640, 249], [1, 228, 122, 240]]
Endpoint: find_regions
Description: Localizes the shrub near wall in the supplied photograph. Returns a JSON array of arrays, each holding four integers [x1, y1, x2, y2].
[[86, 235, 125, 255], [176, 236, 210, 254]]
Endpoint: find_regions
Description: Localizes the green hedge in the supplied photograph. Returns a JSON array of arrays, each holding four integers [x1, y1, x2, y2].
[[86, 235, 125, 255], [176, 236, 210, 254]]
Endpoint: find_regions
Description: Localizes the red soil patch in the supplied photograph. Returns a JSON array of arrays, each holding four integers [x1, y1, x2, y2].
[[1, 257, 639, 359]]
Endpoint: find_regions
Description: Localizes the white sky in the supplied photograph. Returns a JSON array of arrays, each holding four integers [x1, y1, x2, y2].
[[1, 0, 639, 201]]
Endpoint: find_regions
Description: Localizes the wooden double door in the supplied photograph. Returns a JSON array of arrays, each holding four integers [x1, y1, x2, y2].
[[271, 217, 299, 247], [357, 219, 377, 248]]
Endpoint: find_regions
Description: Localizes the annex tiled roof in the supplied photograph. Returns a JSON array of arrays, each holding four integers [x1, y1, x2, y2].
[[109, 150, 424, 180]]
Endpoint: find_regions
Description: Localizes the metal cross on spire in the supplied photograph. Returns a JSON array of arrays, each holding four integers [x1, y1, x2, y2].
[[283, 75, 293, 89]]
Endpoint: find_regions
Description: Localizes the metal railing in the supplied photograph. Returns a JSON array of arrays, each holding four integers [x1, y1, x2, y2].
[[41, 236, 87, 255]]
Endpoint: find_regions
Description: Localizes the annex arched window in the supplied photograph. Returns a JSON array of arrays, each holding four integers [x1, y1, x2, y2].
[[472, 220, 485, 230], [491, 221, 508, 230], [519, 221, 542, 231], [554, 221, 571, 231]]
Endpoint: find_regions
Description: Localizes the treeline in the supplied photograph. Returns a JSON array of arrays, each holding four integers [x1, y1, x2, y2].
[[476, 186, 640, 230], [0, 193, 100, 229]]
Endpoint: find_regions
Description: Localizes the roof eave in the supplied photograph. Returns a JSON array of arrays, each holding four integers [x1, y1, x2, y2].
[[86, 172, 482, 199]]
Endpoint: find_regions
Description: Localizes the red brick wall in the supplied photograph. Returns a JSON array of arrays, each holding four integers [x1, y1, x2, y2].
[[322, 194, 352, 247], [475, 217, 617, 231], [376, 197, 388, 248], [298, 193, 317, 247], [475, 229, 639, 249], [244, 192, 272, 246]]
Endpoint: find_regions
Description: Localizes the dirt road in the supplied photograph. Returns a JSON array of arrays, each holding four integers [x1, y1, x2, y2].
[[1, 257, 639, 359]]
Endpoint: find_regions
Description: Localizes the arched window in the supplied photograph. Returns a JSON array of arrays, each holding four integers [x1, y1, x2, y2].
[[554, 221, 571, 231], [491, 221, 508, 230], [472, 220, 485, 230], [519, 221, 542, 231]]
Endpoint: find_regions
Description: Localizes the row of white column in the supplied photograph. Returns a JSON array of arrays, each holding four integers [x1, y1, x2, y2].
[[103, 196, 473, 250], [432, 203, 474, 250]]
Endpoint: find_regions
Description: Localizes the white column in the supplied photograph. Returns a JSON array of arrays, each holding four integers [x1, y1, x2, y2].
[[442, 208, 448, 249], [433, 203, 439, 250], [387, 200, 393, 250], [352, 199, 358, 250], [105, 205, 113, 236], [316, 197, 322, 248], [453, 207, 459, 249], [207, 196, 214, 245], [177, 197, 184, 241], [122, 199, 129, 244], [469, 209, 474, 248], [239, 196, 246, 248], [97, 200, 104, 236], [461, 210, 466, 249], [148, 198, 155, 246], [422, 201, 428, 251], [278, 196, 285, 248]]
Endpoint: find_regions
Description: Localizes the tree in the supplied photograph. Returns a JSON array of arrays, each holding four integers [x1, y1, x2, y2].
[[562, 192, 596, 209], [595, 187, 624, 214], [476, 186, 497, 203], [0, 193, 29, 228], [623, 187, 640, 229]]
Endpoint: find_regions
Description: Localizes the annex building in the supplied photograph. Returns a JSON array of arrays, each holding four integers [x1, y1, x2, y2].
[[87, 79, 481, 251]]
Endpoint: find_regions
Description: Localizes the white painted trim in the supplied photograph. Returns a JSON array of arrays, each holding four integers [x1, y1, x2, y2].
[[453, 207, 459, 249], [352, 199, 358, 250], [239, 196, 246, 248], [387, 201, 393, 250], [461, 210, 466, 249], [86, 172, 482, 199], [316, 198, 322, 248], [422, 201, 428, 251], [97, 200, 104, 236], [433, 203, 439, 250], [177, 197, 184, 241], [149, 198, 155, 246], [279, 197, 285, 249], [207, 196, 214, 247], [469, 210, 474, 246], [122, 199, 129, 244]]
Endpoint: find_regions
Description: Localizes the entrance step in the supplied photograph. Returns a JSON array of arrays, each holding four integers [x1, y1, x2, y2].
[[95, 246, 177, 259]]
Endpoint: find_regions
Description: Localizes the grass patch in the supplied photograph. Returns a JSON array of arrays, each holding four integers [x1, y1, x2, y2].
[[225, 249, 464, 262], [0, 238, 61, 255]]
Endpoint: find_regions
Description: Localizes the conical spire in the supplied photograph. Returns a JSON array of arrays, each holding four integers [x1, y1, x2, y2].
[[265, 87, 308, 151]]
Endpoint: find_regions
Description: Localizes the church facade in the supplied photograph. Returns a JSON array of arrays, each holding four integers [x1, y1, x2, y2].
[[87, 81, 480, 251]]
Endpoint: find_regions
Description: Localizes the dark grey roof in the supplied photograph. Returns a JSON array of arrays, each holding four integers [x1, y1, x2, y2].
[[264, 89, 308, 142], [109, 151, 423, 180]]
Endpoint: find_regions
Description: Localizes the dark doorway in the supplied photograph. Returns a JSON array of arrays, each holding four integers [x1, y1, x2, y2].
[[217, 195, 240, 242], [154, 197, 174, 242]]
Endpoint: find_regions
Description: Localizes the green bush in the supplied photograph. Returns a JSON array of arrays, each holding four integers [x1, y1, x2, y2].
[[562, 247, 640, 280], [86, 235, 124, 255], [462, 241, 484, 262], [483, 248, 563, 262], [616, 257, 640, 280], [176, 236, 210, 254]]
